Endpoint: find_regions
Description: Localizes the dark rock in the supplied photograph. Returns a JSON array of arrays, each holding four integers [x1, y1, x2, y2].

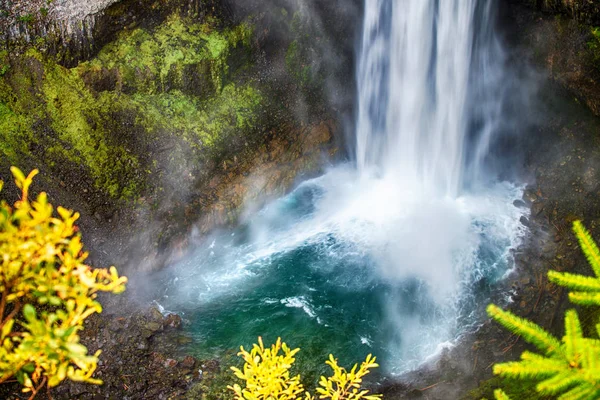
[[532, 201, 545, 216], [523, 189, 538, 205], [163, 313, 182, 329], [513, 199, 527, 208], [180, 355, 196, 369], [520, 216, 531, 227]]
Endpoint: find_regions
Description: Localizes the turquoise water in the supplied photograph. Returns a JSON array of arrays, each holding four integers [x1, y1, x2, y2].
[[155, 168, 526, 374]]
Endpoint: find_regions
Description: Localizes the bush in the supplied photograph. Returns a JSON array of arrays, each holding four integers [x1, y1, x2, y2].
[[0, 167, 127, 398], [489, 221, 600, 399], [228, 337, 382, 400]]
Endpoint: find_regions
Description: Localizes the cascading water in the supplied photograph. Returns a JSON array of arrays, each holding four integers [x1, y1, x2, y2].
[[153, 0, 527, 373], [357, 1, 503, 194]]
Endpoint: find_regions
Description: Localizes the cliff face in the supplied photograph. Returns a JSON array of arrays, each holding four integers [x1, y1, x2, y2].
[[505, 0, 600, 116], [0, 2, 361, 398], [0, 0, 360, 271], [519, 0, 600, 25], [1, 0, 228, 66]]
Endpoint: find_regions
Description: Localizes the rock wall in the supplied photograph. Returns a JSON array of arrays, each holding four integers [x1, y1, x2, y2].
[[0, 0, 359, 273], [1, 0, 227, 66], [505, 0, 600, 117], [518, 0, 600, 25]]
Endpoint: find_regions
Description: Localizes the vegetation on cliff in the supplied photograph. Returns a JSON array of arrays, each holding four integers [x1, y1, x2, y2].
[[228, 337, 381, 400], [0, 12, 261, 201], [0, 168, 127, 398]]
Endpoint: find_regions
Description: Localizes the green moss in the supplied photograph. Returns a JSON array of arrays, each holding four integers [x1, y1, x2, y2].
[[0, 49, 142, 199], [0, 101, 33, 160], [0, 13, 261, 201], [42, 56, 143, 198], [282, 11, 325, 91], [285, 40, 311, 87], [588, 27, 600, 70], [130, 83, 261, 151], [84, 14, 254, 93]]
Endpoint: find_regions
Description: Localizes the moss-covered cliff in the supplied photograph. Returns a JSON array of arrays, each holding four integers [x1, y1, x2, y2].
[[0, 11, 261, 201], [0, 0, 359, 278]]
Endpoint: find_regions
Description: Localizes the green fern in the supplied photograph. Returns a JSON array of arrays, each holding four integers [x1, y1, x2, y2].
[[488, 221, 600, 399], [488, 306, 600, 399], [487, 305, 562, 356], [548, 222, 600, 305], [572, 221, 600, 277]]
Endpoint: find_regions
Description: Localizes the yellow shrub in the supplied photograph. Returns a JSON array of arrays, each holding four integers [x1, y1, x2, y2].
[[0, 167, 127, 398], [228, 337, 382, 400]]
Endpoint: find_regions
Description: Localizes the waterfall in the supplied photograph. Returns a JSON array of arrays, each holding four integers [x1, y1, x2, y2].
[[356, 1, 504, 197], [158, 0, 527, 373]]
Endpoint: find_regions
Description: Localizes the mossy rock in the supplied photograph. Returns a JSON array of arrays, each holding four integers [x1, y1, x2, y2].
[[0, 13, 261, 202]]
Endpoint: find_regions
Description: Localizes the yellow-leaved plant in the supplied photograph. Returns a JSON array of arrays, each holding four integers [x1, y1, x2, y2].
[[228, 337, 382, 400], [0, 167, 128, 399]]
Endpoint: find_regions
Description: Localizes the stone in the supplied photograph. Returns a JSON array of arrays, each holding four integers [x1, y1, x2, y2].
[[164, 313, 182, 329], [523, 189, 538, 205], [520, 277, 531, 286], [137, 342, 149, 350], [164, 359, 178, 368], [520, 216, 531, 228], [532, 202, 545, 216], [513, 199, 527, 208], [180, 356, 196, 369], [144, 322, 162, 333], [150, 307, 164, 322]]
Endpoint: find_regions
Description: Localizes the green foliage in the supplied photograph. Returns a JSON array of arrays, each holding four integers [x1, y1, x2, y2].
[[16, 14, 34, 24], [228, 337, 381, 400], [588, 27, 600, 69], [87, 14, 253, 94], [0, 168, 127, 398], [488, 221, 600, 400]]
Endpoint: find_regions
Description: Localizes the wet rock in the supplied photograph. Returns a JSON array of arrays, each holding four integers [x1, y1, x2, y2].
[[523, 189, 539, 205], [144, 321, 162, 333], [202, 359, 220, 373], [150, 307, 164, 321], [520, 216, 531, 228], [176, 335, 193, 345], [180, 355, 196, 369], [137, 341, 149, 350], [520, 277, 532, 286], [163, 313, 182, 329], [513, 199, 527, 208], [532, 201, 545, 216]]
